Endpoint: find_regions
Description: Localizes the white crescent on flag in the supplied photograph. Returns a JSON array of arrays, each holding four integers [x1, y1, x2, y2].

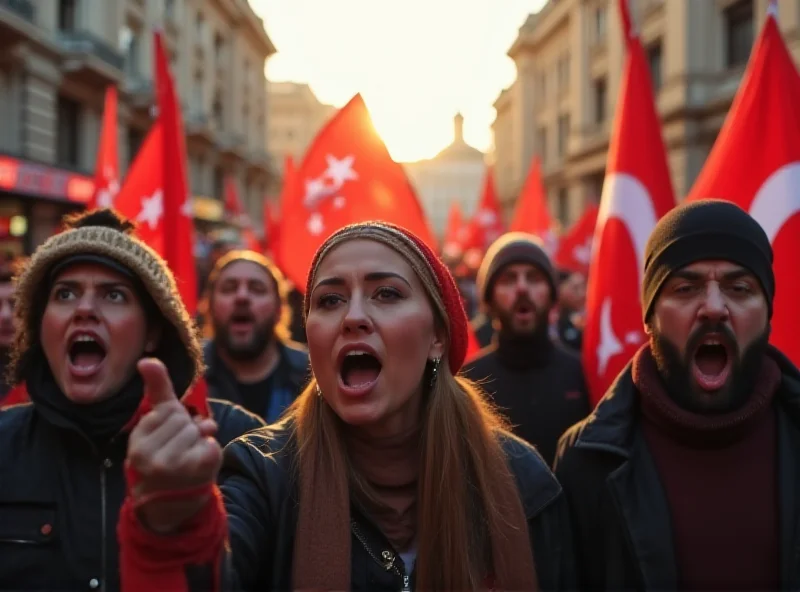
[[596, 173, 659, 278], [748, 162, 800, 243], [594, 173, 660, 374]]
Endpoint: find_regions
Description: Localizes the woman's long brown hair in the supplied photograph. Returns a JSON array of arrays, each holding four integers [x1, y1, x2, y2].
[[289, 225, 537, 591], [288, 369, 537, 591]]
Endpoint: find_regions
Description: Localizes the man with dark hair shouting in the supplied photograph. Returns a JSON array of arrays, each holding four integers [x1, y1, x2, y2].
[[556, 199, 800, 590]]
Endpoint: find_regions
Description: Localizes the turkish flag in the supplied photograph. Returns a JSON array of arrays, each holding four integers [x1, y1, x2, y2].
[[263, 199, 280, 256], [276, 94, 437, 289], [88, 86, 119, 209], [686, 3, 800, 366], [582, 0, 677, 406], [554, 203, 599, 275], [509, 157, 557, 255], [464, 167, 504, 253], [115, 32, 197, 314], [442, 202, 465, 259], [223, 176, 261, 252], [115, 124, 165, 249]]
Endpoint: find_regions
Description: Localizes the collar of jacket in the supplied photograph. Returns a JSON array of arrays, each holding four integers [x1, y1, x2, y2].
[[573, 344, 800, 458]]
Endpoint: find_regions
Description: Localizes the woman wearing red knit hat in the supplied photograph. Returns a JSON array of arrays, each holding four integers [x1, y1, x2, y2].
[[119, 222, 575, 592]]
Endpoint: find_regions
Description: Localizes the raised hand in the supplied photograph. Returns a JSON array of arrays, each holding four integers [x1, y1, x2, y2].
[[126, 358, 223, 532]]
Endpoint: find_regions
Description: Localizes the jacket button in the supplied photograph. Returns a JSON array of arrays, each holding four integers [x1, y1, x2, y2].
[[381, 550, 394, 561], [103, 459, 113, 469], [89, 578, 100, 589]]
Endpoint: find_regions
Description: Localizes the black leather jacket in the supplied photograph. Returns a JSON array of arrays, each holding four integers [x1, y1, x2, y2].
[[130, 424, 578, 591], [0, 398, 264, 592]]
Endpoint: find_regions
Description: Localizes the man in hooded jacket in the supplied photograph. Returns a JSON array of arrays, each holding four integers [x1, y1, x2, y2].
[[0, 209, 264, 591]]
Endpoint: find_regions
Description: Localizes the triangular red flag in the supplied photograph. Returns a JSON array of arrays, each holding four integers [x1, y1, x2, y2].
[[154, 31, 198, 315], [464, 167, 504, 253], [582, 0, 677, 406], [442, 202, 465, 260], [509, 157, 557, 255], [89, 86, 119, 209], [554, 204, 599, 275], [686, 4, 800, 365], [276, 94, 437, 290]]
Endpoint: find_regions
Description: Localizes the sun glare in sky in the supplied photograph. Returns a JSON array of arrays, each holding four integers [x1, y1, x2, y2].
[[250, 0, 547, 163]]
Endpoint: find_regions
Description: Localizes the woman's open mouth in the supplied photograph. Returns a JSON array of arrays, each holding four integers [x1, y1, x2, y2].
[[691, 336, 731, 391], [68, 334, 107, 378], [338, 349, 382, 397]]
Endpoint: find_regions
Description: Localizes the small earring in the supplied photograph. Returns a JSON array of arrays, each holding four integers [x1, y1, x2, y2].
[[428, 357, 441, 388], [316, 384, 322, 398]]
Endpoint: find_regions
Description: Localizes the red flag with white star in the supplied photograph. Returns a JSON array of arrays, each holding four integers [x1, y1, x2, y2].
[[89, 86, 119, 209], [115, 32, 197, 314], [554, 204, 599, 275], [582, 0, 676, 406], [277, 93, 437, 289], [509, 157, 557, 255], [686, 1, 800, 366]]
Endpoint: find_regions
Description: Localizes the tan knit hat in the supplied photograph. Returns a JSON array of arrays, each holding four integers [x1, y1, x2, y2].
[[8, 209, 203, 392]]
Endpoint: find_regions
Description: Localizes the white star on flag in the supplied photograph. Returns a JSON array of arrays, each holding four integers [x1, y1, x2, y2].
[[307, 212, 325, 236], [304, 177, 334, 209], [323, 154, 358, 187], [137, 189, 164, 230], [182, 195, 194, 218], [573, 238, 592, 266], [596, 296, 623, 375], [333, 196, 346, 209], [477, 209, 497, 226]]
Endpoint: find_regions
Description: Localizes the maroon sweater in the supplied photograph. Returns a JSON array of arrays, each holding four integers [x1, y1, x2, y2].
[[633, 346, 781, 591]]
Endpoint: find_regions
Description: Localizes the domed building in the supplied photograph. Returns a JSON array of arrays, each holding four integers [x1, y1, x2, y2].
[[403, 113, 486, 238]]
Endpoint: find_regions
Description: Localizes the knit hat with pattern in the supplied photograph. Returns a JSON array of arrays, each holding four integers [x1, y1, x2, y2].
[[8, 209, 203, 393], [305, 222, 469, 374]]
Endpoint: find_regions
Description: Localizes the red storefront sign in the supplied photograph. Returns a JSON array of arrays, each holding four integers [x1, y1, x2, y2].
[[0, 155, 95, 204]]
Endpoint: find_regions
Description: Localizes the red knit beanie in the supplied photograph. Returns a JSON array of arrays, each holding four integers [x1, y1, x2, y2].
[[304, 222, 469, 374]]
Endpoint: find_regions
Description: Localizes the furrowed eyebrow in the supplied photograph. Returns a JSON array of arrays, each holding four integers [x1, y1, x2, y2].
[[312, 271, 412, 292]]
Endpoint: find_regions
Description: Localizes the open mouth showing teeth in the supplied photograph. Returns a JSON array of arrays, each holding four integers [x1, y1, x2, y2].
[[692, 338, 731, 390], [340, 351, 382, 387], [69, 336, 106, 370]]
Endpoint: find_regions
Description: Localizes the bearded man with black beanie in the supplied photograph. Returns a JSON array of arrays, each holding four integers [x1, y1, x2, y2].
[[555, 199, 800, 591], [463, 232, 590, 467]]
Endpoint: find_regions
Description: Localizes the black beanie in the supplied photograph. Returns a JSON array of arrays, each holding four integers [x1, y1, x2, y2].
[[477, 232, 558, 303], [642, 199, 774, 321]]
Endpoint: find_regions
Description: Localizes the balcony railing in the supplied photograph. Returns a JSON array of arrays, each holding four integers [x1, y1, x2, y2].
[[59, 30, 125, 71], [0, 0, 35, 22]]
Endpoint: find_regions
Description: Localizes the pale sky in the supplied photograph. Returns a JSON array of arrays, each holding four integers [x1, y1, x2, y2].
[[250, 1, 547, 162]]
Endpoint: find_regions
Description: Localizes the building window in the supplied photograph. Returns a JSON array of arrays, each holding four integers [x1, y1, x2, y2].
[[59, 0, 78, 32], [725, 0, 754, 68], [537, 125, 548, 164], [127, 128, 145, 165], [212, 94, 223, 130], [557, 54, 570, 94], [557, 188, 569, 225], [57, 96, 80, 167], [214, 33, 225, 62], [593, 5, 607, 44], [557, 114, 570, 158], [537, 72, 547, 102], [192, 73, 204, 113], [647, 41, 663, 92], [119, 26, 141, 76], [213, 166, 224, 200], [593, 77, 607, 124]]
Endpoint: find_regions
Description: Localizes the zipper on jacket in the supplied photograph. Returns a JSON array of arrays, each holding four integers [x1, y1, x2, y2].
[[351, 520, 409, 590], [100, 458, 109, 592]]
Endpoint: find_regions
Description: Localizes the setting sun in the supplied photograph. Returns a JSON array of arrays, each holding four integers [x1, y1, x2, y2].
[[251, 0, 545, 162]]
